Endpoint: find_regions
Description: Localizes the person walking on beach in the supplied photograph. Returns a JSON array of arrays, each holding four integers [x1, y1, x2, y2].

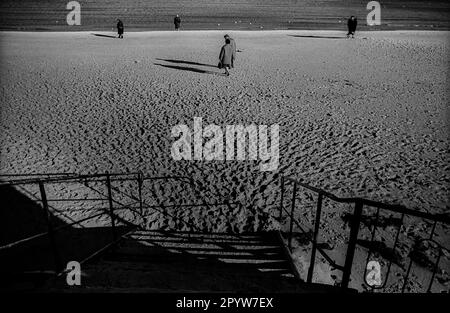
[[347, 16, 357, 38], [219, 38, 235, 76], [174, 15, 181, 31], [224, 34, 236, 68], [117, 19, 124, 38]]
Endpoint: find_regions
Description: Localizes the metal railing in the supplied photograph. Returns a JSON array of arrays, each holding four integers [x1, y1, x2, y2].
[[2, 172, 448, 292], [0, 172, 195, 277], [1, 172, 246, 280], [279, 176, 450, 292]]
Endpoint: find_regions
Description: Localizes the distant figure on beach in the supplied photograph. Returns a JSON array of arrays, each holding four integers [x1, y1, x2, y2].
[[174, 15, 181, 31], [117, 19, 124, 38], [347, 16, 357, 38], [224, 34, 236, 68], [219, 38, 236, 76]]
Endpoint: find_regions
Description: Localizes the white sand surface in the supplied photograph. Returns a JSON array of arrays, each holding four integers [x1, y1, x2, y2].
[[0, 30, 449, 291]]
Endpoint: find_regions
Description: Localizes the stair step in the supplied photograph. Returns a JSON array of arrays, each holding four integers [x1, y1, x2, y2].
[[120, 238, 281, 251], [114, 246, 284, 258], [84, 259, 292, 275], [76, 259, 297, 291], [104, 253, 290, 268], [125, 235, 278, 244], [130, 230, 270, 240]]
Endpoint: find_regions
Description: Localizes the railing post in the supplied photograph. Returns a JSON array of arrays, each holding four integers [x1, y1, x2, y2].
[[341, 200, 363, 288], [429, 221, 437, 240], [307, 193, 323, 283], [288, 182, 297, 251], [106, 172, 117, 241], [279, 177, 285, 222], [39, 181, 62, 273], [427, 247, 442, 293], [138, 172, 143, 216]]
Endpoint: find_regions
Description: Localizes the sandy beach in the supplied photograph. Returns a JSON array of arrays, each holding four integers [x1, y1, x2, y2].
[[0, 30, 449, 291], [1, 30, 448, 209]]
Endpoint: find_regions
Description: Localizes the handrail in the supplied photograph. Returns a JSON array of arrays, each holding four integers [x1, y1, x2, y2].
[[284, 176, 450, 225], [0, 173, 193, 186], [279, 205, 345, 271], [3, 172, 448, 292], [2, 172, 286, 288], [0, 173, 78, 178], [55, 227, 139, 278], [280, 176, 450, 292], [0, 211, 106, 251], [0, 173, 203, 268], [4, 173, 445, 225]]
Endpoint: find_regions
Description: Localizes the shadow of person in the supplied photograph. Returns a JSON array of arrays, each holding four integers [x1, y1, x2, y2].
[[288, 35, 345, 39], [91, 33, 117, 39], [154, 63, 225, 76], [155, 58, 217, 68]]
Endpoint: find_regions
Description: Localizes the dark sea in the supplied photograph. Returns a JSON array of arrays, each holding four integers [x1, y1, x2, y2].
[[0, 0, 449, 31]]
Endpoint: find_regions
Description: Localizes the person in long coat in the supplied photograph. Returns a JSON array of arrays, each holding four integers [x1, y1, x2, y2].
[[117, 19, 124, 38], [174, 15, 181, 30], [219, 38, 235, 76], [347, 16, 357, 38], [224, 34, 236, 68]]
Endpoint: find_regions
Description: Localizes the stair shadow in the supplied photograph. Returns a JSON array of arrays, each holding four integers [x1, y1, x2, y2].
[[59, 228, 354, 293], [68, 230, 303, 292], [122, 231, 289, 267]]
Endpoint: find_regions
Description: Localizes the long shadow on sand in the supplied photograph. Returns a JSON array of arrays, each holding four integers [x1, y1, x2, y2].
[[154, 63, 225, 76], [92, 33, 117, 39], [288, 35, 345, 39], [156, 58, 217, 68]]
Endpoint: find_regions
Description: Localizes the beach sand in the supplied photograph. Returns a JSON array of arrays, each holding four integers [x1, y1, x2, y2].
[[0, 30, 449, 291]]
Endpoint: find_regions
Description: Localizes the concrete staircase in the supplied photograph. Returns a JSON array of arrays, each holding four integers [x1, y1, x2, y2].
[[36, 229, 358, 293], [43, 230, 315, 292]]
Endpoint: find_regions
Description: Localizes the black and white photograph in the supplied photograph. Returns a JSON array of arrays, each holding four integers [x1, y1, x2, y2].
[[0, 0, 449, 305]]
